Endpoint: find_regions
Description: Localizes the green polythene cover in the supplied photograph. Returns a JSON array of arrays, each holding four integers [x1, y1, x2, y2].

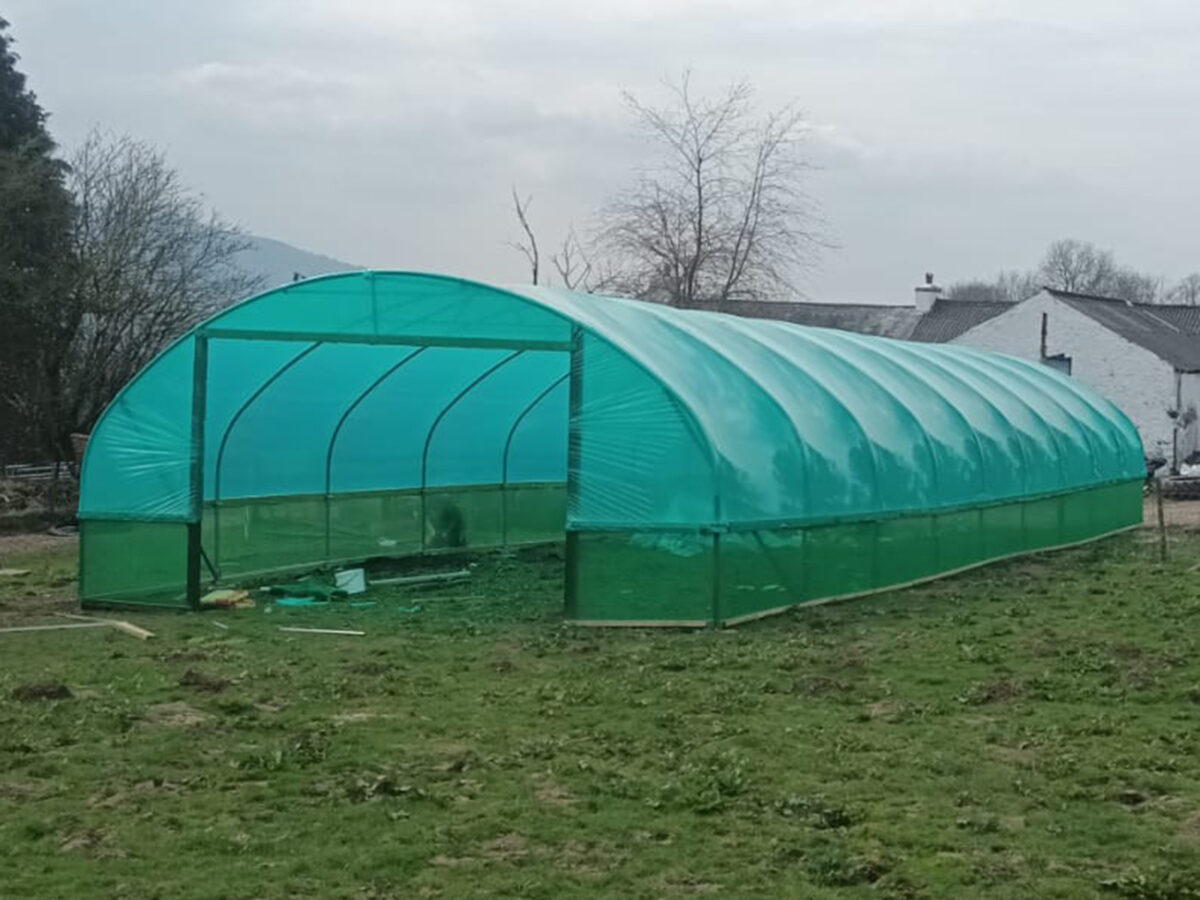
[[78, 272, 1144, 616], [81, 271, 1142, 526]]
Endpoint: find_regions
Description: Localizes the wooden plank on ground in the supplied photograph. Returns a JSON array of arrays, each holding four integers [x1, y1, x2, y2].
[[0, 622, 110, 634], [54, 612, 155, 640], [278, 626, 365, 636]]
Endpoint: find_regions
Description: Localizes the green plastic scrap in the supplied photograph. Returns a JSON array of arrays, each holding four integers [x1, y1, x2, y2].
[[274, 597, 377, 609], [264, 579, 346, 601]]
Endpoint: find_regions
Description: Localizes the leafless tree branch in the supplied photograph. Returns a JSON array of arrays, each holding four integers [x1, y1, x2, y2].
[[596, 72, 821, 307], [507, 186, 539, 285], [551, 227, 596, 291], [5, 130, 261, 460]]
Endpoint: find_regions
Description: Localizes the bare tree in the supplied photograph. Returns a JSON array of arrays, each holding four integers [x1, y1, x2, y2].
[[507, 186, 539, 285], [1167, 273, 1200, 306], [1108, 268, 1163, 304], [506, 190, 611, 293], [945, 280, 1011, 303], [947, 271, 1041, 304], [994, 269, 1042, 303], [6, 131, 260, 461], [950, 241, 1185, 309], [551, 227, 595, 291], [1032, 238, 1165, 302], [597, 72, 820, 308], [1037, 239, 1119, 294]]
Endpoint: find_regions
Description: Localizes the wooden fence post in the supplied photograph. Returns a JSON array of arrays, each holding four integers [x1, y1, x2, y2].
[[1156, 477, 1167, 564]]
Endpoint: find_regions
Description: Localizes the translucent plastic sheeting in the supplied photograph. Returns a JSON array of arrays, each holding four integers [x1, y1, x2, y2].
[[568, 480, 1142, 626], [82, 272, 1143, 527], [79, 271, 1145, 616]]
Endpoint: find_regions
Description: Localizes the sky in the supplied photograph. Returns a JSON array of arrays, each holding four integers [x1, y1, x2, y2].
[[8, 0, 1200, 303]]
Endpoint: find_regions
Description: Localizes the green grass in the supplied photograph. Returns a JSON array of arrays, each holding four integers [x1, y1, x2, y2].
[[2, 533, 1200, 899]]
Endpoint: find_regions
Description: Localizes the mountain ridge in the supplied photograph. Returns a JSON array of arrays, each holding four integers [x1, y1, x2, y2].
[[233, 235, 362, 290]]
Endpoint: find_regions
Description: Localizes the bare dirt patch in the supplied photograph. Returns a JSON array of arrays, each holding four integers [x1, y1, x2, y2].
[[331, 711, 390, 725], [866, 699, 907, 721], [178, 669, 229, 692], [959, 678, 1025, 706], [664, 876, 722, 894], [0, 781, 56, 800], [1181, 812, 1200, 842], [11, 681, 72, 701], [143, 701, 211, 728], [0, 531, 77, 557], [990, 744, 1038, 767], [1143, 496, 1200, 528], [58, 829, 126, 858], [479, 833, 529, 862], [532, 775, 575, 807]]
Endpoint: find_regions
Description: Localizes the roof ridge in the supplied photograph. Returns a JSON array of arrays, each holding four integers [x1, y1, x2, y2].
[[1044, 286, 1129, 304]]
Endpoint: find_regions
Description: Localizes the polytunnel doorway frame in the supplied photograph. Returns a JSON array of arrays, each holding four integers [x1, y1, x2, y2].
[[186, 326, 579, 610]]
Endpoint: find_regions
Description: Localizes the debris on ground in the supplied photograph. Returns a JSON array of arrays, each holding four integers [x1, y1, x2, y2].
[[0, 621, 109, 635], [200, 588, 254, 608], [55, 612, 154, 640], [369, 568, 471, 588], [278, 626, 365, 636], [334, 567, 366, 594], [0, 568, 31, 577], [108, 620, 154, 640], [262, 578, 347, 601], [274, 597, 376, 609]]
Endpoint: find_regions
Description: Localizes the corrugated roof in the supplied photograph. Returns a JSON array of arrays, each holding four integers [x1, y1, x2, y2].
[[1046, 289, 1200, 371], [1134, 304, 1200, 334], [908, 299, 1014, 342]]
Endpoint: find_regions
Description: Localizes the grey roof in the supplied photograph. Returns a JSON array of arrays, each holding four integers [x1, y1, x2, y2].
[[908, 299, 1014, 342], [689, 290, 1200, 368], [1133, 304, 1200, 334], [1046, 288, 1200, 371], [686, 300, 922, 338], [688, 298, 1010, 342]]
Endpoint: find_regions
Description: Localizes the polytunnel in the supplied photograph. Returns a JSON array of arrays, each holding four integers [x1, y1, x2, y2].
[[78, 271, 1146, 625]]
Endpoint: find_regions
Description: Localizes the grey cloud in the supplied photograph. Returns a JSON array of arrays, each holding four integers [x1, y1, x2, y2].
[[7, 0, 1200, 300]]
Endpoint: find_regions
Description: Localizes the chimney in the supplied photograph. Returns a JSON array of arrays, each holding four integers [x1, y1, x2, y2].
[[914, 271, 942, 313]]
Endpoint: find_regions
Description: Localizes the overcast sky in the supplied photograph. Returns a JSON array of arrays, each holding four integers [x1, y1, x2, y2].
[[8, 0, 1200, 302]]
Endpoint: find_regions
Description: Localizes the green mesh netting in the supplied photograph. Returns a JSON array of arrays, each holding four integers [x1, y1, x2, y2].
[[79, 272, 1144, 622]]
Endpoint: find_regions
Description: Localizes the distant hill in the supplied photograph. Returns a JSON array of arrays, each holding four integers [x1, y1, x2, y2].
[[233, 235, 362, 291]]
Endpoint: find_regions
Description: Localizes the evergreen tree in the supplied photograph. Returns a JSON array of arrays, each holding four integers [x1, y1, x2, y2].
[[0, 17, 73, 462]]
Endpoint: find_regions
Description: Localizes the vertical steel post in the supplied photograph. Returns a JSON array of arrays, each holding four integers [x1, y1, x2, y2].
[[564, 328, 584, 617], [187, 334, 209, 610], [709, 531, 722, 628]]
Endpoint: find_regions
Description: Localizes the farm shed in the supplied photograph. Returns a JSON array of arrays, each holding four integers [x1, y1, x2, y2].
[[78, 272, 1145, 625]]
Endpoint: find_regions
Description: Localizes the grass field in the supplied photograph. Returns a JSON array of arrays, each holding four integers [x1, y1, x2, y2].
[[2, 531, 1200, 899]]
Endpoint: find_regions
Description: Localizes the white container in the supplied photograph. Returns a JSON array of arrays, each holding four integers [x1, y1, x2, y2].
[[334, 568, 366, 595]]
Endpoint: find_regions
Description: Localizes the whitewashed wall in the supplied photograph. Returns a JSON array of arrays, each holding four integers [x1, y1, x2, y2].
[[950, 291, 1173, 460], [1177, 372, 1200, 463]]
